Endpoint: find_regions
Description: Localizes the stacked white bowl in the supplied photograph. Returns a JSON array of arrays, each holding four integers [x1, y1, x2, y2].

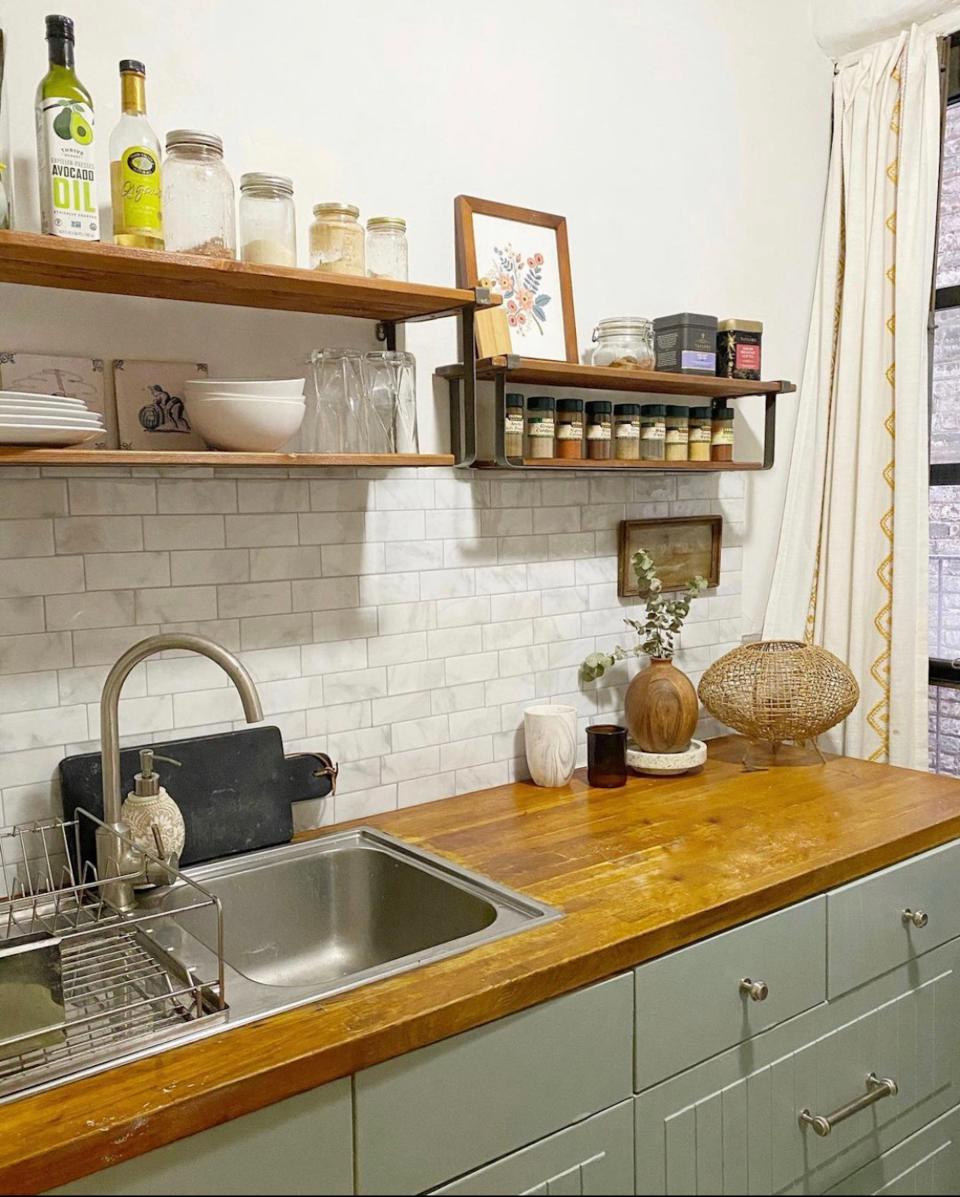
[[183, 378, 306, 452]]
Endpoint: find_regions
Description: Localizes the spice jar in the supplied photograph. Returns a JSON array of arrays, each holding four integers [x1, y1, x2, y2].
[[504, 392, 524, 458], [589, 317, 655, 370], [309, 202, 364, 275], [556, 399, 584, 459], [640, 404, 666, 461], [585, 400, 612, 460], [711, 403, 735, 461], [526, 396, 556, 459], [366, 216, 408, 281], [163, 129, 236, 258], [717, 318, 763, 380], [688, 407, 712, 461], [614, 404, 641, 460], [239, 173, 296, 267], [665, 406, 690, 462]]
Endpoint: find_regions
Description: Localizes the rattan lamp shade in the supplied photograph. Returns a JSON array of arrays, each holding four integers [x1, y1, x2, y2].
[[698, 640, 859, 743]]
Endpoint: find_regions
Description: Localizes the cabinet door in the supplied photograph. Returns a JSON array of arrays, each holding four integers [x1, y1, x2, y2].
[[430, 1101, 634, 1195], [825, 1104, 960, 1195]]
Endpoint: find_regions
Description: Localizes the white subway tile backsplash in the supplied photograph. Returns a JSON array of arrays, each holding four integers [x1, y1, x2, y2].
[[440, 735, 492, 772], [0, 556, 84, 599], [335, 784, 397, 822], [0, 704, 86, 752], [368, 632, 427, 667], [455, 761, 509, 795], [311, 605, 376, 642], [0, 480, 68, 518], [297, 512, 366, 545], [0, 597, 45, 635], [171, 549, 250, 585], [143, 515, 224, 551], [237, 480, 309, 512], [381, 746, 440, 783], [69, 479, 156, 515], [384, 540, 443, 573], [85, 551, 169, 591], [371, 690, 431, 726], [323, 543, 385, 577], [0, 631, 72, 674], [240, 611, 313, 650], [430, 682, 485, 713], [302, 639, 368, 674], [0, 520, 54, 558], [386, 660, 444, 694], [397, 772, 455, 808], [309, 480, 370, 511], [358, 571, 419, 606], [292, 577, 360, 613], [392, 714, 449, 751], [428, 625, 481, 658], [0, 671, 59, 714], [136, 586, 218, 624], [419, 568, 475, 600], [72, 624, 156, 667], [377, 601, 437, 635], [218, 581, 291, 619], [157, 479, 237, 514], [482, 620, 534, 651], [444, 652, 498, 686], [324, 666, 387, 702], [305, 700, 371, 737], [436, 596, 490, 628], [59, 662, 146, 705], [225, 514, 299, 548]]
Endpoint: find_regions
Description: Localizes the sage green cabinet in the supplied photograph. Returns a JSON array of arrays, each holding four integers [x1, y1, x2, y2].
[[824, 1103, 960, 1195], [48, 1078, 353, 1196], [429, 1100, 635, 1195]]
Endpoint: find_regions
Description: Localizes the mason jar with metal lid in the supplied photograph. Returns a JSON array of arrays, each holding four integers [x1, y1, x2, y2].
[[366, 216, 408, 281], [588, 317, 655, 370], [239, 173, 296, 267], [163, 128, 236, 258], [310, 202, 364, 275]]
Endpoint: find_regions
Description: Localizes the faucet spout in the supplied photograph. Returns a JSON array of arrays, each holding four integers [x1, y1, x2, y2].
[[97, 633, 263, 911]]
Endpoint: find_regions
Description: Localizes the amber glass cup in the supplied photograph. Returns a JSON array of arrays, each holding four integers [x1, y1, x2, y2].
[[586, 724, 627, 787]]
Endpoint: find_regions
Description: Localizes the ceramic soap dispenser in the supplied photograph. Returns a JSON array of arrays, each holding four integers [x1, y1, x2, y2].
[[120, 748, 185, 872]]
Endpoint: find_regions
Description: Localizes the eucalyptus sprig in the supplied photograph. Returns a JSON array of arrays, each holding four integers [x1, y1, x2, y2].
[[582, 549, 707, 681]]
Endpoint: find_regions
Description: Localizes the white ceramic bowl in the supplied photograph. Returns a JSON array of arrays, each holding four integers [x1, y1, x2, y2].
[[183, 394, 304, 452], [185, 378, 305, 399], [187, 391, 304, 405]]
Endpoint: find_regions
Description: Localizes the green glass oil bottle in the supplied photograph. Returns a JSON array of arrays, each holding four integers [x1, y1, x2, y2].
[[35, 13, 99, 240]]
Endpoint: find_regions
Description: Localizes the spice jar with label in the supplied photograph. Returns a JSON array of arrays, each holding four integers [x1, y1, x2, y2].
[[556, 399, 584, 459], [366, 216, 408, 281], [688, 407, 712, 462], [163, 129, 236, 258], [717, 318, 763, 380], [526, 396, 556, 459], [585, 400, 613, 460], [309, 202, 364, 275], [504, 392, 524, 458], [665, 406, 690, 461], [640, 404, 666, 461], [614, 404, 641, 460], [711, 403, 735, 461], [239, 173, 296, 267]]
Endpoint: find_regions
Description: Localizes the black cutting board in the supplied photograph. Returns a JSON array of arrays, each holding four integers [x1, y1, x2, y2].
[[60, 726, 336, 870]]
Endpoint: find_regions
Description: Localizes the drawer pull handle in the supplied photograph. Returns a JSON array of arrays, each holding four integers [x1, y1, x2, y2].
[[799, 1073, 898, 1138], [902, 908, 929, 928], [739, 977, 769, 1002]]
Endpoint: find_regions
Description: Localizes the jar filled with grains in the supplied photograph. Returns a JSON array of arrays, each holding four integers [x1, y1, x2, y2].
[[688, 407, 713, 461], [556, 398, 584, 459], [711, 403, 735, 462], [526, 396, 556, 459], [239, 173, 296, 267], [504, 392, 524, 458], [614, 404, 641, 460], [585, 400, 613, 460], [366, 216, 408, 281], [163, 129, 236, 258], [665, 406, 690, 461], [640, 404, 666, 462], [310, 202, 365, 275]]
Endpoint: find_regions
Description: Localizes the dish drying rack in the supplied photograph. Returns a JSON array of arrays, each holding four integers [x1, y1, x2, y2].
[[0, 809, 226, 1101]]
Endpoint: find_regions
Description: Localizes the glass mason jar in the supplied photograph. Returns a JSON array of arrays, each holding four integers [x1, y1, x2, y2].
[[239, 173, 296, 267], [366, 216, 408, 281], [589, 317, 655, 370], [310, 202, 364, 275], [163, 129, 236, 258]]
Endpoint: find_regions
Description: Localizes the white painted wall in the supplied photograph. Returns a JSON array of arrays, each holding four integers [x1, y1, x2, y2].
[[812, 0, 958, 56]]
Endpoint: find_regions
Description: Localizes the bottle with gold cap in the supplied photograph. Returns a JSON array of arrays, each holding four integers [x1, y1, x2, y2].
[[109, 59, 163, 248]]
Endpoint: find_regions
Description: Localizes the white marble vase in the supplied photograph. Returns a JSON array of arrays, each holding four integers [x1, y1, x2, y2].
[[524, 704, 578, 788]]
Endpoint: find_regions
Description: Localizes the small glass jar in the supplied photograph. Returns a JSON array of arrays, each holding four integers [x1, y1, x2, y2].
[[585, 400, 613, 460], [589, 317, 655, 370], [640, 404, 666, 461], [526, 396, 556, 459], [163, 129, 236, 258], [366, 216, 408, 281], [239, 173, 296, 267], [555, 398, 584, 460], [711, 403, 735, 461], [688, 406, 712, 461], [504, 392, 524, 458], [309, 202, 364, 275], [665, 406, 690, 461], [614, 404, 641, 460], [587, 724, 627, 788]]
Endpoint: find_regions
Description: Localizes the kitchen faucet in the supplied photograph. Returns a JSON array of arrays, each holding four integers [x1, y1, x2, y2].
[[96, 633, 263, 912]]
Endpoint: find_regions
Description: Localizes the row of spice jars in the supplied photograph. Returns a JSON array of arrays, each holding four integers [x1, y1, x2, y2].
[[509, 394, 734, 462]]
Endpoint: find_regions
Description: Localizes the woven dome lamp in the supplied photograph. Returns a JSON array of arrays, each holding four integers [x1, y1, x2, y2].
[[698, 640, 859, 769]]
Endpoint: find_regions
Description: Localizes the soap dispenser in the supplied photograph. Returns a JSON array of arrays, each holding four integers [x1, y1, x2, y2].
[[120, 749, 185, 873]]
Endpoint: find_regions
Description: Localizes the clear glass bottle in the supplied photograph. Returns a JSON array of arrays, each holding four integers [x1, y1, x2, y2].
[[526, 396, 556, 459], [110, 60, 162, 249], [310, 202, 364, 275], [239, 173, 296, 267], [585, 400, 613, 460], [162, 129, 235, 258], [366, 216, 408, 281], [589, 317, 654, 370], [614, 404, 641, 460], [504, 392, 524, 458]]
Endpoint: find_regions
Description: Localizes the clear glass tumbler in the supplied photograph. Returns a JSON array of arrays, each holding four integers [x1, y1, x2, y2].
[[308, 349, 368, 453], [362, 351, 418, 455]]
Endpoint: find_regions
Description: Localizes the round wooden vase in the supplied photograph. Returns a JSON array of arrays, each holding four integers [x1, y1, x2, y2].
[[625, 657, 699, 754]]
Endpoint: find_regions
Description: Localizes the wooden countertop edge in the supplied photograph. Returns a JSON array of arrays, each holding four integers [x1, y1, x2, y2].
[[4, 747, 960, 1192]]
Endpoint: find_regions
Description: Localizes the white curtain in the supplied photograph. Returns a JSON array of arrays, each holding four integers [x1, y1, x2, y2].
[[765, 26, 940, 768]]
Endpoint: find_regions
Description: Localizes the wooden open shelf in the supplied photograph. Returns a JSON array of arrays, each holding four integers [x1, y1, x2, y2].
[[0, 449, 454, 468], [474, 457, 762, 470], [0, 231, 491, 323]]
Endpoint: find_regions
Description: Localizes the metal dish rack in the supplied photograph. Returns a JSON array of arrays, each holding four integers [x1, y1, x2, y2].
[[0, 810, 227, 1101]]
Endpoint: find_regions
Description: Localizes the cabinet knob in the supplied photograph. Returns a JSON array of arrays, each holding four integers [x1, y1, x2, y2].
[[902, 908, 928, 928], [739, 977, 769, 1002]]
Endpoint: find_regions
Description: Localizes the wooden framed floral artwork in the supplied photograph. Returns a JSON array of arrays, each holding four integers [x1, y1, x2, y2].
[[455, 196, 578, 362]]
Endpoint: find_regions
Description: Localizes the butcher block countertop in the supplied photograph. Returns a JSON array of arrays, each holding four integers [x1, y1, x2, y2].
[[6, 737, 960, 1193]]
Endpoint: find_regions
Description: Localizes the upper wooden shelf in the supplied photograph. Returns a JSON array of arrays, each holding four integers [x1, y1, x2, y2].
[[0, 231, 489, 323], [0, 449, 454, 468], [438, 355, 796, 399]]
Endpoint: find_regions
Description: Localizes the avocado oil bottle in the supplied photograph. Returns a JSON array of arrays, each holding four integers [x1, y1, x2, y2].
[[35, 14, 99, 240], [110, 60, 163, 249]]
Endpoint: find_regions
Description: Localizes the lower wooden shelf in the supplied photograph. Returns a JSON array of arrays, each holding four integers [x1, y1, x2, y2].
[[0, 449, 455, 468], [474, 457, 762, 471]]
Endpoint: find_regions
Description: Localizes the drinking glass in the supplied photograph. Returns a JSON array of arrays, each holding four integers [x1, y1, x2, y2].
[[586, 724, 627, 788], [362, 351, 418, 455], [308, 349, 367, 452]]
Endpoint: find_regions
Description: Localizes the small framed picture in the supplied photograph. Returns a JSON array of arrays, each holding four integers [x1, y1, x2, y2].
[[0, 351, 114, 447], [618, 516, 722, 597], [113, 359, 208, 451], [455, 195, 578, 363]]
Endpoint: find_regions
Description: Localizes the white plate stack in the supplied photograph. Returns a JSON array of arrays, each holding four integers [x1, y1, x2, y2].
[[0, 391, 105, 446]]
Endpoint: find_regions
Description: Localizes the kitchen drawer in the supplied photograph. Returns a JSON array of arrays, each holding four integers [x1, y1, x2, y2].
[[828, 838, 960, 997], [430, 1100, 634, 1195], [635, 896, 826, 1090], [824, 1103, 960, 1195], [354, 973, 633, 1196], [634, 939, 960, 1195]]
